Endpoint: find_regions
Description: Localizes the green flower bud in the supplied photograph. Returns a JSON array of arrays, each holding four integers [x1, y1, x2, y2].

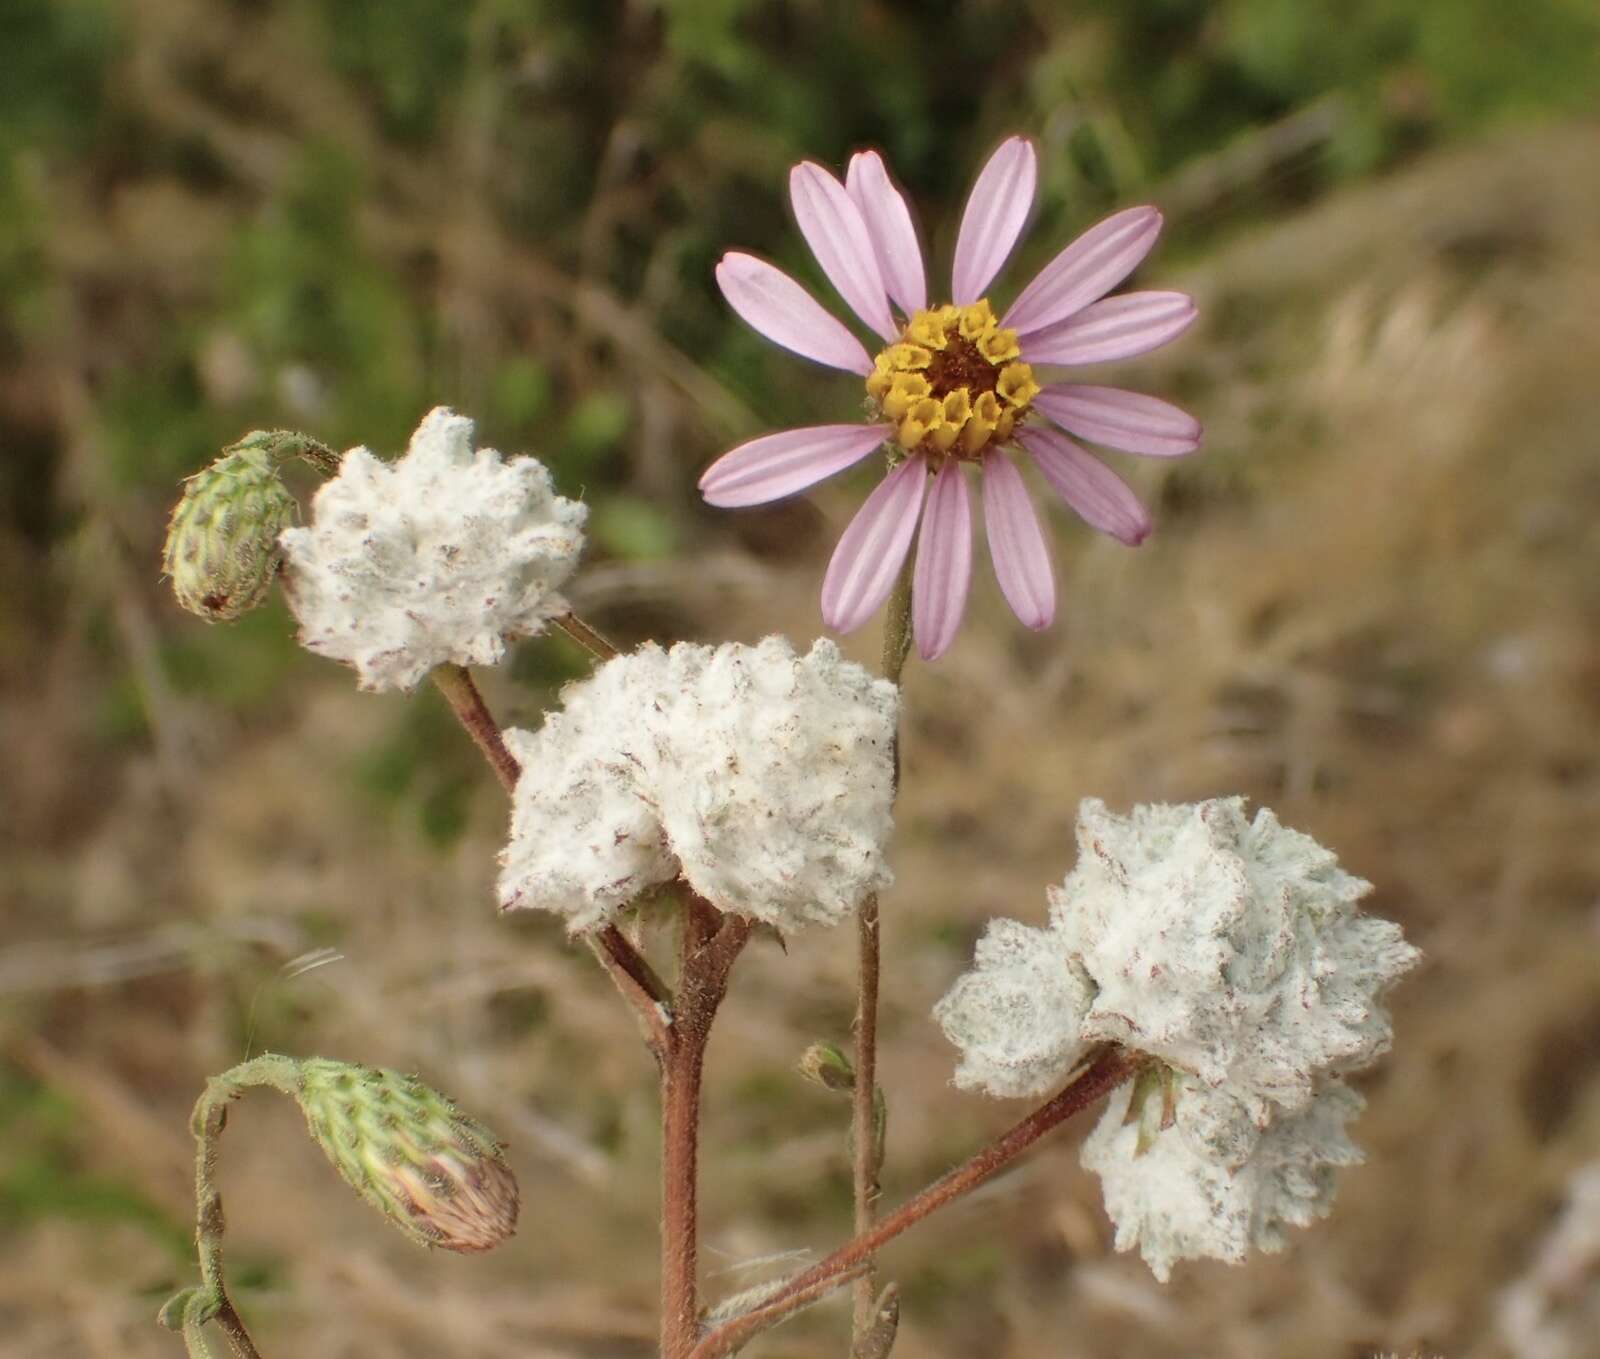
[[796, 1042, 855, 1093], [162, 443, 296, 622], [293, 1059, 519, 1253]]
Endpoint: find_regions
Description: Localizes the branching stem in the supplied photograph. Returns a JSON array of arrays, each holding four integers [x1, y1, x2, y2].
[[693, 1047, 1143, 1359], [660, 900, 753, 1358]]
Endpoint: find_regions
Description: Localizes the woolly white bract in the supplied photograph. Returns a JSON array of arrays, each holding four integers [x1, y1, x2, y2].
[[497, 637, 898, 933], [935, 796, 1419, 1277], [278, 407, 586, 692], [1054, 798, 1420, 1119], [932, 918, 1094, 1099], [1080, 1075, 1365, 1282]]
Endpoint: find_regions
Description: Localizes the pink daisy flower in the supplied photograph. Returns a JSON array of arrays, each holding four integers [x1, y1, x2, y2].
[[699, 136, 1203, 661]]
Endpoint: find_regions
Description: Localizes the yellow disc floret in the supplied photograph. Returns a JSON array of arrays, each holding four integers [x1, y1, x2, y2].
[[867, 301, 1035, 460]]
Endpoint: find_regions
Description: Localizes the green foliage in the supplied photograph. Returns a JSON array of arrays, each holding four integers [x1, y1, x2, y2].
[[1070, 0, 1600, 189], [224, 142, 424, 452], [312, 0, 471, 143], [558, 389, 632, 478], [591, 494, 679, 561], [0, 0, 118, 154], [351, 695, 483, 849]]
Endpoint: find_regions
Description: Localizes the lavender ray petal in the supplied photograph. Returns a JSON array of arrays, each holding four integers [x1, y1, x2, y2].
[[1018, 425, 1151, 546], [951, 136, 1037, 305], [716, 253, 874, 374], [846, 150, 928, 317], [981, 451, 1055, 631], [821, 455, 928, 635], [1003, 207, 1163, 339], [911, 460, 974, 660], [1020, 291, 1197, 366], [790, 162, 897, 342], [1034, 383, 1202, 457], [699, 424, 891, 508]]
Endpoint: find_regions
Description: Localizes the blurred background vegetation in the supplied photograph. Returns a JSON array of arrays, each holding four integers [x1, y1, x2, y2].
[[2, 2, 1598, 1357]]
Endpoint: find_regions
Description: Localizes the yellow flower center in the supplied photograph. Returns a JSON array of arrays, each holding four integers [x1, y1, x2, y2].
[[865, 301, 1038, 460]]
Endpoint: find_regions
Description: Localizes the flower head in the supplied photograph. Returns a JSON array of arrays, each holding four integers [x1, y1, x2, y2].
[[162, 439, 297, 622], [497, 637, 897, 934], [293, 1058, 519, 1253], [1054, 798, 1419, 1119], [934, 797, 1419, 1277], [1081, 1074, 1366, 1281], [278, 407, 586, 692], [702, 138, 1201, 659], [932, 917, 1095, 1099]]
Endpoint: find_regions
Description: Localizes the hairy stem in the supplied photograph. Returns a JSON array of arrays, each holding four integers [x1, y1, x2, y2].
[[660, 904, 753, 1358], [879, 562, 916, 691], [694, 1047, 1142, 1359], [239, 429, 340, 478], [429, 663, 673, 1053], [551, 610, 620, 660], [851, 562, 915, 1341], [182, 1057, 302, 1359], [211, 1304, 264, 1359], [850, 888, 883, 1340], [431, 664, 521, 795], [659, 1042, 705, 1357], [660, 999, 708, 1355]]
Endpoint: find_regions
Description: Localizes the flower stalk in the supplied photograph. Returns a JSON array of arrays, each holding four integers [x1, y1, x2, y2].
[[694, 1046, 1144, 1359], [161, 1056, 303, 1359], [660, 900, 753, 1358], [851, 560, 913, 1344]]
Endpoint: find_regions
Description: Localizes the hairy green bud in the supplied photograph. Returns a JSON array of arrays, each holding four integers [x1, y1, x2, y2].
[[797, 1042, 855, 1093], [162, 443, 296, 622], [293, 1058, 519, 1253]]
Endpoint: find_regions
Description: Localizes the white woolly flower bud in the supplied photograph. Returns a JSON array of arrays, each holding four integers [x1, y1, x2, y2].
[[497, 637, 897, 933], [1080, 1074, 1365, 1282], [1052, 798, 1420, 1118], [933, 919, 1094, 1099], [934, 796, 1419, 1279], [497, 658, 676, 934], [278, 407, 585, 692]]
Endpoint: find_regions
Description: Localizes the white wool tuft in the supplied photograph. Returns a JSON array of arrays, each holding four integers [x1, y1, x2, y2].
[[279, 407, 586, 692], [1080, 1074, 1365, 1282], [497, 637, 898, 934], [1052, 797, 1420, 1119], [933, 918, 1095, 1098], [934, 796, 1420, 1279]]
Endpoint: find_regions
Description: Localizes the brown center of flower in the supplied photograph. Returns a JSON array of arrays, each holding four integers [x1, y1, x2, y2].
[[865, 301, 1039, 461]]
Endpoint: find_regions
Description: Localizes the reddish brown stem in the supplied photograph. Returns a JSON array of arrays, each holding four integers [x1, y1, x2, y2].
[[660, 1006, 709, 1357], [214, 1300, 263, 1359], [661, 905, 752, 1359], [850, 561, 914, 1339], [850, 887, 882, 1336], [691, 1047, 1143, 1359], [431, 664, 521, 795]]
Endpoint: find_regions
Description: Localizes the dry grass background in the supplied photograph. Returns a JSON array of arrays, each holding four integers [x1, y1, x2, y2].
[[3, 88, 1599, 1359]]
